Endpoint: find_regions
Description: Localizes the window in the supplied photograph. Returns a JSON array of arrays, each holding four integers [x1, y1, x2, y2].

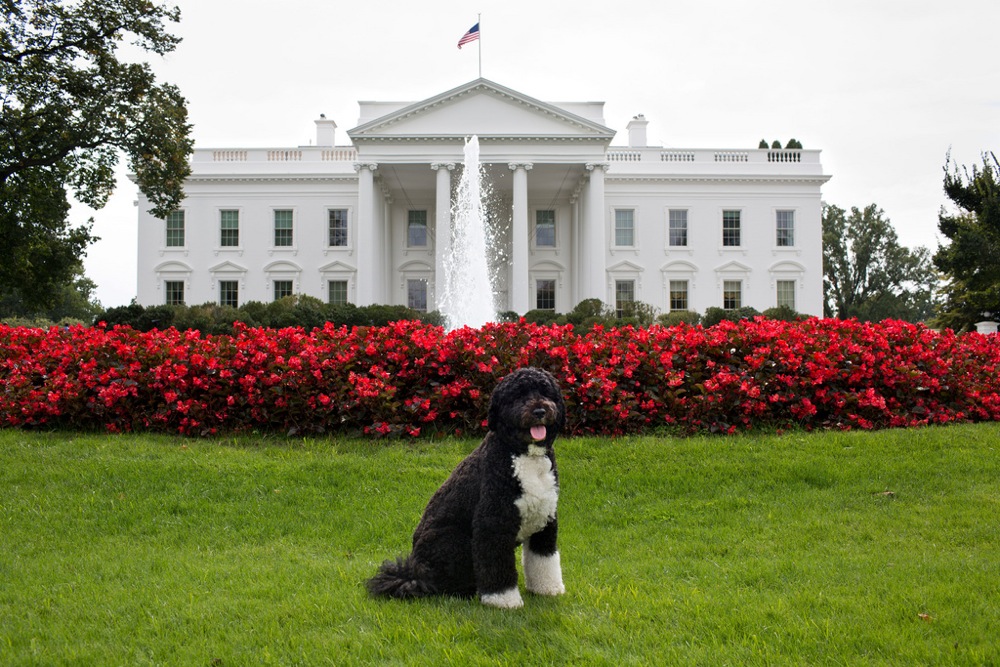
[[777, 280, 796, 309], [407, 210, 428, 247], [328, 209, 348, 247], [165, 211, 185, 247], [273, 280, 293, 301], [328, 280, 349, 306], [615, 209, 635, 247], [219, 280, 239, 308], [669, 280, 689, 311], [164, 280, 184, 305], [535, 210, 556, 247], [722, 210, 741, 247], [220, 210, 240, 247], [776, 210, 795, 247], [407, 279, 428, 312], [536, 279, 556, 310], [615, 279, 635, 317], [723, 280, 742, 309], [274, 210, 294, 247], [668, 209, 688, 247]]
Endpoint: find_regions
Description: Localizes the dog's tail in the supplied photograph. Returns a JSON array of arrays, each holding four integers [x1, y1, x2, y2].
[[366, 555, 437, 599]]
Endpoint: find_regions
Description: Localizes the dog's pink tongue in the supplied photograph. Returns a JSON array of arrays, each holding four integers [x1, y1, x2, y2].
[[530, 425, 547, 442]]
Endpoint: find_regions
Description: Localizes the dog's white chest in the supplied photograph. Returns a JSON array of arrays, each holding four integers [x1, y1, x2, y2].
[[511, 451, 558, 542]]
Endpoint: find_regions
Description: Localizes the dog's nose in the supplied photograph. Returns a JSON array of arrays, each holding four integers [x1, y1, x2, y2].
[[532, 408, 546, 419]]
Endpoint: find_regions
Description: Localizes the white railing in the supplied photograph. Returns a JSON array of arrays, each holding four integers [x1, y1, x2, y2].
[[602, 147, 820, 167], [197, 147, 358, 163]]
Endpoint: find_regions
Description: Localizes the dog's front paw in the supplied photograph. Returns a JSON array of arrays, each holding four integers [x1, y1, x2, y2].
[[481, 587, 523, 609], [523, 549, 565, 596]]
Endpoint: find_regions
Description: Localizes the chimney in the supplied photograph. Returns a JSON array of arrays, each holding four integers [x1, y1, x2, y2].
[[315, 114, 337, 147], [626, 114, 648, 148]]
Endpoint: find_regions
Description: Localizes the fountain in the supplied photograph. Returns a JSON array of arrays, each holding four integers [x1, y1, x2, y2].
[[439, 135, 499, 331]]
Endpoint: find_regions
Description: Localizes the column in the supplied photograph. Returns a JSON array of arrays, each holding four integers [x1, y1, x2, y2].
[[584, 162, 608, 302], [431, 162, 455, 310], [354, 162, 378, 305], [509, 162, 533, 314]]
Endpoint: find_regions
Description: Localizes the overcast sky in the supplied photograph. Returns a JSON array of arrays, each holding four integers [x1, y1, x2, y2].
[[80, 0, 1000, 308]]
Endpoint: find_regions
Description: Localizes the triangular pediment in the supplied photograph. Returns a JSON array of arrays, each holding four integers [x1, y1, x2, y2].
[[348, 79, 615, 142], [209, 260, 247, 274]]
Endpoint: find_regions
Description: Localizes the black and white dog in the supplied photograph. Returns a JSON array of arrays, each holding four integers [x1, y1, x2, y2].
[[366, 367, 566, 609]]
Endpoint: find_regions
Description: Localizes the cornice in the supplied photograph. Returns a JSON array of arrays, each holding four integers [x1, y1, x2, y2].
[[349, 134, 611, 144]]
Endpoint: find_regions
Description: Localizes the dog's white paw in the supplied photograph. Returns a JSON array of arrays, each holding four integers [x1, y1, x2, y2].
[[481, 587, 524, 609], [523, 549, 565, 596]]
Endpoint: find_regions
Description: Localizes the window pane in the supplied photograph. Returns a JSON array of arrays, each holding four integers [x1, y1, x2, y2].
[[220, 210, 239, 247], [535, 210, 556, 247], [723, 280, 742, 309], [722, 210, 741, 246], [669, 209, 688, 247], [273, 280, 293, 300], [615, 209, 635, 246], [536, 279, 556, 310], [166, 211, 185, 247], [615, 279, 635, 317], [407, 279, 428, 312], [328, 209, 348, 247], [776, 210, 795, 247], [669, 279, 688, 311], [408, 210, 428, 247], [219, 280, 239, 308], [274, 210, 293, 247], [165, 280, 184, 305], [777, 280, 796, 309], [328, 280, 348, 306]]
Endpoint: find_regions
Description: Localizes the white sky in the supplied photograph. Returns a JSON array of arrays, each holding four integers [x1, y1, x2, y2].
[[80, 0, 1000, 308]]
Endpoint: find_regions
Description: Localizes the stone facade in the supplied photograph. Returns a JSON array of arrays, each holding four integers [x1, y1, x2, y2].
[[136, 79, 830, 316]]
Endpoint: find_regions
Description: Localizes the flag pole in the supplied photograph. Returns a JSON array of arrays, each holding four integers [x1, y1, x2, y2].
[[478, 13, 482, 78]]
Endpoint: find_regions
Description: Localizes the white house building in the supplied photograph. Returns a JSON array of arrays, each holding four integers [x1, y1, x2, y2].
[[136, 78, 831, 317]]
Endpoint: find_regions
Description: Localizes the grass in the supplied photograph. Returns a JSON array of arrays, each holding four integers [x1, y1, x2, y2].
[[1, 425, 998, 666]]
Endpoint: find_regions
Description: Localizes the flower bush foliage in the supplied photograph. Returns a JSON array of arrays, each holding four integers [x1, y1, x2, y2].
[[1, 319, 999, 437]]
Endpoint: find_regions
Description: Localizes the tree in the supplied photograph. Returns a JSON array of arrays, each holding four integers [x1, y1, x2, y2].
[[1, 0, 192, 308], [0, 260, 102, 322], [822, 203, 936, 322], [933, 152, 1000, 331]]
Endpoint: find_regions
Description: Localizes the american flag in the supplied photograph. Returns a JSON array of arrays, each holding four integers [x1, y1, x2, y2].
[[457, 23, 480, 49]]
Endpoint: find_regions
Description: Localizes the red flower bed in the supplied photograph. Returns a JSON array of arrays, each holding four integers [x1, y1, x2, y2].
[[1, 319, 999, 437]]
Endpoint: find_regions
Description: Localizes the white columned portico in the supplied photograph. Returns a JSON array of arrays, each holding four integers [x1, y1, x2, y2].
[[583, 162, 608, 302], [509, 162, 533, 314], [431, 162, 455, 310], [354, 162, 378, 305]]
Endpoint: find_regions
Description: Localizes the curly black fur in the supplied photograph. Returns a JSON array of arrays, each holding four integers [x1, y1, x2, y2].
[[366, 367, 566, 606]]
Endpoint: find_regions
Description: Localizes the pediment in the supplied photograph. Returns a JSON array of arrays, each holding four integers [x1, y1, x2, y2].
[[318, 260, 356, 273], [348, 79, 615, 142], [661, 260, 698, 273], [608, 260, 645, 273], [768, 260, 806, 274], [263, 260, 302, 273], [209, 260, 247, 274], [154, 260, 192, 273], [714, 260, 753, 274]]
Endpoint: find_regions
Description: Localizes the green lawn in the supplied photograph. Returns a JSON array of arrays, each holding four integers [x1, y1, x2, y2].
[[1, 425, 998, 666]]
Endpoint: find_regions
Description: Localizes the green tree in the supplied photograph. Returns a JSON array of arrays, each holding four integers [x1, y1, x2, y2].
[[0, 260, 102, 322], [933, 152, 1000, 331], [822, 203, 935, 322], [1, 0, 192, 308]]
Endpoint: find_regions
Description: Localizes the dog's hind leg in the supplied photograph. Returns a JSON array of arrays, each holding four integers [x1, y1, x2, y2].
[[523, 519, 565, 596]]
